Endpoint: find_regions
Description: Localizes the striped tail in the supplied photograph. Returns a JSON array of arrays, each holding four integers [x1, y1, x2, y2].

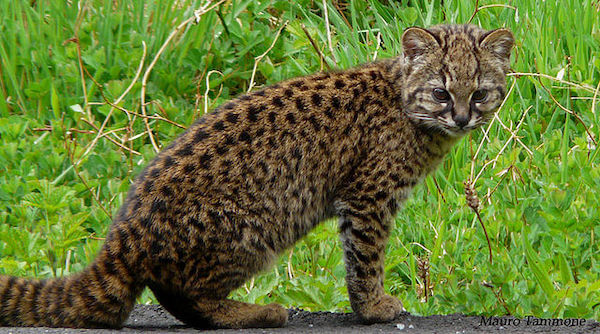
[[0, 245, 143, 328]]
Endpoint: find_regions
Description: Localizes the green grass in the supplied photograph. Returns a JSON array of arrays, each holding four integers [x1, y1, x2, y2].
[[1, 0, 599, 320]]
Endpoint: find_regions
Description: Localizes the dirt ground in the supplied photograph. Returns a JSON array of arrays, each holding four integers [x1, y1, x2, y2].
[[0, 305, 597, 333]]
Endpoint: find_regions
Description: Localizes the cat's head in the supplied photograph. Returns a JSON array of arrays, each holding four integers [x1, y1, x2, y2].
[[400, 24, 514, 137]]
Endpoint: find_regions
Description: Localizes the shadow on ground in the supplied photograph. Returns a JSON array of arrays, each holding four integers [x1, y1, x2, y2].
[[0, 305, 596, 333]]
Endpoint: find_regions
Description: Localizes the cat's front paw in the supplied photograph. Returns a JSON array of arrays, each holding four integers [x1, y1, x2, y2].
[[356, 294, 404, 324]]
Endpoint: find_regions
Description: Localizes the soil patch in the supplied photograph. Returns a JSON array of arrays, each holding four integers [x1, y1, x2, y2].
[[0, 305, 596, 333]]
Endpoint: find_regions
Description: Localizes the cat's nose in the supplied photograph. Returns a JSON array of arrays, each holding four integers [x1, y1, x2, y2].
[[452, 113, 469, 128]]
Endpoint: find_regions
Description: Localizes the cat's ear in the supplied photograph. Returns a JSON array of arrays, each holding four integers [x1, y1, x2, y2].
[[480, 28, 514, 60], [402, 27, 439, 60]]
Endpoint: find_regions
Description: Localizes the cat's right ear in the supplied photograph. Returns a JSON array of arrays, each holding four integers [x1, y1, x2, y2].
[[479, 28, 514, 61], [402, 27, 439, 60]]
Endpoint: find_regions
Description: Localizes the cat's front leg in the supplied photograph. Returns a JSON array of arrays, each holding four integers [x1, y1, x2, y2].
[[337, 201, 404, 323]]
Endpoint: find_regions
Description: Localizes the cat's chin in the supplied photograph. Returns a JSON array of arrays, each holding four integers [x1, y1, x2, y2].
[[432, 126, 476, 138]]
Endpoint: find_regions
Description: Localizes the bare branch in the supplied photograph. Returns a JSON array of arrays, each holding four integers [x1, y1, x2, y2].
[[248, 21, 288, 93], [141, 0, 226, 153], [322, 0, 338, 66]]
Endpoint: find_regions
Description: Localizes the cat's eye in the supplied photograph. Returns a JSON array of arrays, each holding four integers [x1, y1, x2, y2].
[[471, 89, 488, 102], [432, 88, 451, 102]]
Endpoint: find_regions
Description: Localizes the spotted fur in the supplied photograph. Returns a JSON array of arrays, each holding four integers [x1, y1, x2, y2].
[[0, 24, 513, 329]]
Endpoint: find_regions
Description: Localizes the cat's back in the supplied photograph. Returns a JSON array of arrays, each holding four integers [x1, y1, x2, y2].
[[117, 62, 403, 253]]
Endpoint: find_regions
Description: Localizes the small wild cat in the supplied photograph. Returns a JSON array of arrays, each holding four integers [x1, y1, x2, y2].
[[0, 24, 513, 328]]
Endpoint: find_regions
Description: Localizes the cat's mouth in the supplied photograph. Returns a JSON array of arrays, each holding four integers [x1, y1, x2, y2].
[[436, 114, 481, 137]]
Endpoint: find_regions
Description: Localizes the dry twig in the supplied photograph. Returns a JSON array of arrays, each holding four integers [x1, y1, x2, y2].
[[248, 21, 288, 93], [537, 77, 597, 146], [76, 41, 148, 167], [464, 180, 493, 264], [64, 129, 112, 219], [468, 0, 517, 24], [509, 72, 597, 94], [301, 24, 331, 71], [204, 70, 224, 115], [141, 0, 226, 152], [373, 32, 382, 61], [322, 0, 338, 66], [469, 78, 517, 181]]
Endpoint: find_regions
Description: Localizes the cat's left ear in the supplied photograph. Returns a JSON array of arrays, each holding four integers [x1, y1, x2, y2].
[[480, 28, 514, 60]]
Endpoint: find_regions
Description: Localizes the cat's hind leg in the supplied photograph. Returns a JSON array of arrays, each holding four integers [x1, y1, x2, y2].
[[150, 285, 288, 329], [192, 298, 288, 329]]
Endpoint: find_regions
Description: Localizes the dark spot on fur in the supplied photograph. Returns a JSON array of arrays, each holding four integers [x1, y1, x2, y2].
[[150, 168, 161, 178], [291, 80, 305, 87], [345, 101, 355, 112], [272, 96, 284, 107], [292, 147, 302, 160], [247, 105, 264, 122], [151, 199, 167, 213], [286, 113, 296, 124], [259, 161, 268, 174], [207, 210, 221, 223], [132, 199, 142, 212], [375, 191, 387, 201], [343, 125, 351, 135], [324, 107, 334, 119], [387, 198, 398, 212], [183, 163, 196, 173], [176, 144, 194, 156], [239, 130, 252, 143], [226, 113, 239, 124], [383, 86, 390, 99], [160, 185, 173, 197], [308, 115, 320, 131], [332, 96, 341, 109], [163, 156, 175, 167], [355, 181, 364, 191], [351, 229, 376, 247], [143, 180, 154, 193], [268, 111, 277, 123], [200, 153, 212, 166], [335, 79, 346, 89], [215, 145, 228, 155], [224, 134, 235, 146], [311, 93, 322, 106], [295, 98, 306, 112], [213, 121, 225, 131], [194, 129, 209, 143], [267, 137, 278, 149]]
